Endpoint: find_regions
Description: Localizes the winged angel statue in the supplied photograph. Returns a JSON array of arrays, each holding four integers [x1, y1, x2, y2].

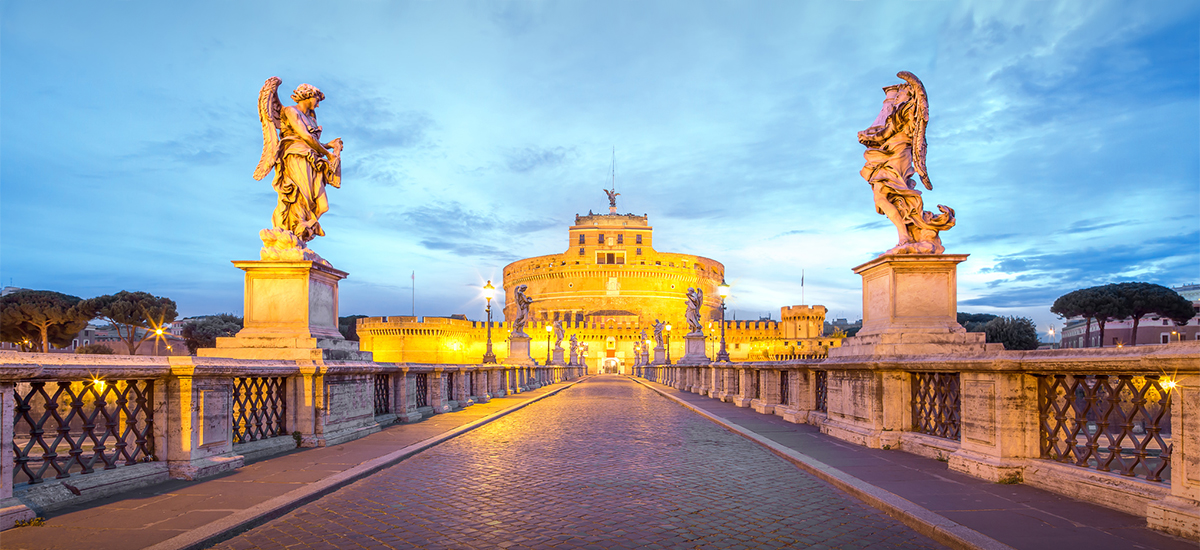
[[857, 71, 955, 255], [254, 77, 344, 263]]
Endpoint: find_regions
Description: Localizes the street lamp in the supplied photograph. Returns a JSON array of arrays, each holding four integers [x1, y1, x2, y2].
[[482, 281, 497, 363], [665, 323, 672, 364], [155, 328, 164, 356], [717, 281, 731, 361]]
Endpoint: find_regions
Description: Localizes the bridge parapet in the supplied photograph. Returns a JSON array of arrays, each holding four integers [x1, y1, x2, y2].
[[0, 351, 583, 530]]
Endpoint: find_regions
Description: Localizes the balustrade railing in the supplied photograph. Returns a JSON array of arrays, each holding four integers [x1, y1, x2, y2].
[[415, 373, 429, 408], [754, 370, 762, 400], [446, 373, 456, 402], [373, 374, 391, 416], [779, 370, 789, 405], [232, 376, 287, 444], [814, 370, 827, 413], [1038, 374, 1172, 483], [911, 372, 960, 440], [12, 379, 155, 485]]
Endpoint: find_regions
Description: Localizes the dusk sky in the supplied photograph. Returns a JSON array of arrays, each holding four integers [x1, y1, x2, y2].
[[2, 1, 1197, 338]]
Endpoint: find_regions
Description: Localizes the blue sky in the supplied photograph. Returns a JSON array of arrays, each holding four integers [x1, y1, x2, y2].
[[2, 1, 1197, 338]]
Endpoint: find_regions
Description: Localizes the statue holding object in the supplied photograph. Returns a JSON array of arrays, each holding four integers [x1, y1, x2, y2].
[[857, 71, 955, 256], [510, 284, 534, 338], [255, 77, 344, 264], [685, 287, 704, 336], [652, 319, 665, 348], [553, 320, 565, 349]]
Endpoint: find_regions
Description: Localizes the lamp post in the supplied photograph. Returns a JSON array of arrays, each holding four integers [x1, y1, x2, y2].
[[483, 281, 497, 363], [717, 281, 731, 361], [665, 323, 672, 364], [545, 324, 553, 366]]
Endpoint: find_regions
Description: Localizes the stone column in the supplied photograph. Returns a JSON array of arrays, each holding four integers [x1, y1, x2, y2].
[[1148, 372, 1200, 539], [752, 370, 781, 414], [731, 368, 754, 407], [164, 362, 245, 479], [0, 381, 35, 529], [431, 369, 450, 413], [396, 368, 421, 422], [948, 371, 1036, 483], [722, 367, 739, 403]]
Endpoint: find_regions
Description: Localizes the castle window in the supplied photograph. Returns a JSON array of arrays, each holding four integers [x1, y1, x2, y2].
[[636, 248, 642, 255], [598, 233, 605, 244], [579, 247, 584, 255], [636, 234, 642, 244], [578, 234, 584, 244], [617, 234, 624, 244]]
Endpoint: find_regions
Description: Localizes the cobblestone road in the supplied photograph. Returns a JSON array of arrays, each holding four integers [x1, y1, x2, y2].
[[215, 376, 945, 549]]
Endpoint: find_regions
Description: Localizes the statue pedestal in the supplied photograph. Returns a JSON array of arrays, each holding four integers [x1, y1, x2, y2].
[[677, 334, 709, 364], [830, 254, 1000, 358], [200, 260, 371, 361], [653, 346, 667, 365], [507, 335, 535, 365], [551, 348, 566, 366], [568, 350, 578, 366], [642, 350, 650, 365]]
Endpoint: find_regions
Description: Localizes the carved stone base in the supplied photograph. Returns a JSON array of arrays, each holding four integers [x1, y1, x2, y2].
[[653, 346, 667, 365], [551, 348, 566, 365], [677, 335, 709, 365], [507, 336, 535, 366]]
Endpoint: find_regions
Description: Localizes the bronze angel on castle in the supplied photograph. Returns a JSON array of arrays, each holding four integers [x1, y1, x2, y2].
[[857, 71, 955, 255], [254, 77, 344, 256]]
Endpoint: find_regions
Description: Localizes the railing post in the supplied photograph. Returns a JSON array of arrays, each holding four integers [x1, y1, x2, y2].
[[0, 380, 36, 529], [732, 367, 753, 407], [166, 359, 244, 480], [1148, 372, 1200, 539], [431, 368, 449, 413], [291, 363, 323, 447], [395, 367, 420, 422], [947, 371, 1036, 483]]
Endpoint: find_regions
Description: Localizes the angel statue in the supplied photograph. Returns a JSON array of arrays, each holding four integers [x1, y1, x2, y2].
[[509, 284, 534, 338], [685, 287, 704, 335], [857, 71, 955, 255], [553, 320, 565, 349], [639, 329, 649, 347], [254, 77, 344, 260], [652, 319, 665, 348], [604, 188, 620, 208], [569, 334, 578, 354]]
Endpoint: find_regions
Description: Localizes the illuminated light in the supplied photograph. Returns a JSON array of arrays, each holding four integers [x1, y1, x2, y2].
[[483, 280, 496, 303], [91, 378, 107, 391], [1164, 379, 1177, 390], [718, 281, 730, 299], [155, 328, 164, 336], [546, 325, 553, 333]]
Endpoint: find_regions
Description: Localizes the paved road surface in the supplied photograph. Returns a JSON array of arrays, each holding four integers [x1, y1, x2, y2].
[[215, 376, 945, 549]]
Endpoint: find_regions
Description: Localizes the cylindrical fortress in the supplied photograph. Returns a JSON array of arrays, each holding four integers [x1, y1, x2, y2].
[[502, 212, 725, 329]]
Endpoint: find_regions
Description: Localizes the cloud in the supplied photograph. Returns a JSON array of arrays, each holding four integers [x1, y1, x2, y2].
[[505, 146, 573, 173], [391, 201, 559, 258]]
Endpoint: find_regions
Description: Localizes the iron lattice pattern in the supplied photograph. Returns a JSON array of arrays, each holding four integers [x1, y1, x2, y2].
[[12, 379, 155, 485], [815, 370, 828, 413], [731, 371, 740, 395], [374, 374, 391, 416], [911, 372, 961, 440], [232, 377, 287, 444], [1039, 374, 1172, 482], [780, 371, 790, 406], [446, 373, 456, 402], [415, 373, 429, 408]]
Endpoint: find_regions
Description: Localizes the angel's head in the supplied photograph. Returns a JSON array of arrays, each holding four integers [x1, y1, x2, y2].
[[291, 84, 326, 105]]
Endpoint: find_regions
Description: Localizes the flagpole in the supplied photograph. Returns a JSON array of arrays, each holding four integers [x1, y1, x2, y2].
[[801, 269, 805, 305], [411, 271, 415, 317]]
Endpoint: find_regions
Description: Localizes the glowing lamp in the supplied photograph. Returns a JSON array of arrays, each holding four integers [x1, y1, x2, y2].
[[546, 325, 553, 333], [1164, 379, 1178, 390], [483, 280, 496, 303], [665, 324, 672, 332], [718, 281, 730, 299]]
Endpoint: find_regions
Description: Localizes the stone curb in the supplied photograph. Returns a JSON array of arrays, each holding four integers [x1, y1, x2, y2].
[[630, 378, 1014, 550], [146, 377, 591, 550]]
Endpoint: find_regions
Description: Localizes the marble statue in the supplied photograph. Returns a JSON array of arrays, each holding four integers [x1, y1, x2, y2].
[[553, 320, 565, 349], [639, 329, 649, 344], [652, 319, 665, 347], [510, 284, 534, 337], [255, 77, 344, 254], [605, 188, 620, 208], [569, 334, 578, 354], [685, 287, 703, 335], [857, 71, 955, 255]]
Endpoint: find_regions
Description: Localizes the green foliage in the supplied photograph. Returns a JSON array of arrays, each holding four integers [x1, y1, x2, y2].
[[1052, 282, 1195, 346], [957, 312, 998, 333], [339, 315, 369, 341], [984, 316, 1040, 350], [180, 314, 242, 354], [997, 471, 1023, 484], [75, 343, 115, 355], [0, 290, 91, 352], [81, 291, 177, 355]]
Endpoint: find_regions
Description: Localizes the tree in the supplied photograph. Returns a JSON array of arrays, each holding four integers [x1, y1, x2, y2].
[[958, 312, 998, 333], [76, 343, 115, 355], [180, 314, 243, 354], [1050, 286, 1124, 347], [339, 315, 369, 341], [1111, 282, 1196, 345], [984, 316, 1040, 350], [0, 290, 91, 352], [81, 291, 177, 355]]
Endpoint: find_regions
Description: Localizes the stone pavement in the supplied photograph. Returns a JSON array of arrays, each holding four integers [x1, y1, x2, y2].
[[636, 378, 1197, 550], [0, 379, 582, 550], [210, 375, 945, 550]]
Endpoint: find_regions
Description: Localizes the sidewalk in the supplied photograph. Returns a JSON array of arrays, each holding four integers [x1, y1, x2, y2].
[[634, 378, 1196, 550], [1, 378, 588, 550]]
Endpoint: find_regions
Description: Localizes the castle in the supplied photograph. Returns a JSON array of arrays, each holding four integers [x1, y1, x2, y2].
[[357, 196, 840, 371]]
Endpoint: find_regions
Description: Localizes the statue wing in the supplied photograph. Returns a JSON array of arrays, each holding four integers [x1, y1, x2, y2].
[[253, 77, 284, 181], [897, 71, 932, 190]]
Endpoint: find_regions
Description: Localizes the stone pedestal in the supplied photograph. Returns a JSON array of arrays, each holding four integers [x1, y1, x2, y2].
[[551, 348, 566, 366], [653, 346, 667, 365], [507, 335, 535, 366], [200, 260, 372, 361], [568, 350, 578, 366], [830, 254, 1001, 358], [642, 350, 650, 365], [678, 334, 708, 365]]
